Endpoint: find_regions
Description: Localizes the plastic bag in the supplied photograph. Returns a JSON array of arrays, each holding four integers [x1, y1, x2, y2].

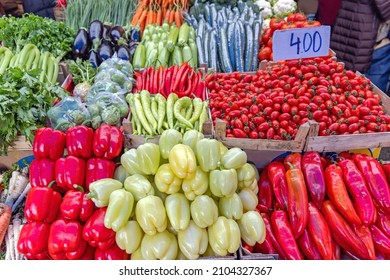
[[98, 57, 134, 76], [94, 68, 133, 92]]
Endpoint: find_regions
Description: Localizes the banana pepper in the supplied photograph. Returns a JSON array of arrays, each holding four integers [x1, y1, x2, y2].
[[196, 139, 221, 172], [124, 174, 154, 201], [140, 230, 178, 260], [237, 163, 256, 189], [169, 144, 197, 179], [182, 130, 204, 153], [238, 188, 259, 212], [104, 189, 134, 232], [221, 147, 247, 170], [178, 220, 208, 260], [136, 195, 167, 235], [182, 166, 208, 201], [120, 149, 145, 176], [208, 216, 241, 257], [209, 169, 238, 198], [137, 143, 161, 175], [87, 178, 123, 208], [165, 193, 190, 232], [238, 210, 266, 246], [154, 163, 182, 194], [159, 129, 183, 159], [190, 195, 218, 228], [115, 220, 144, 254], [218, 193, 243, 220]]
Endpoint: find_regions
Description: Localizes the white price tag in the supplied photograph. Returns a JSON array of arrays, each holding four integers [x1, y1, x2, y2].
[[272, 26, 331, 61]]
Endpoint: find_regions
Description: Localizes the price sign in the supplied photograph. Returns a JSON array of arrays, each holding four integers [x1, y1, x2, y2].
[[272, 26, 331, 61]]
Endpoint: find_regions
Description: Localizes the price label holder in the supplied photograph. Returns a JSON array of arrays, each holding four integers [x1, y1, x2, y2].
[[272, 26, 331, 61]]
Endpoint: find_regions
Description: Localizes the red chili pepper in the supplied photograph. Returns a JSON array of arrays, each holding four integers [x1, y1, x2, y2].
[[271, 210, 304, 260], [55, 156, 86, 191], [376, 211, 390, 238], [332, 241, 341, 260], [381, 163, 390, 183], [352, 224, 376, 260], [260, 212, 287, 260], [148, 67, 155, 93], [60, 187, 96, 223], [82, 207, 116, 250], [66, 125, 94, 159], [267, 161, 288, 211], [92, 124, 124, 160], [370, 224, 390, 254], [301, 151, 326, 209], [321, 200, 371, 259], [338, 159, 376, 226], [17, 222, 51, 260], [296, 228, 322, 260], [29, 158, 57, 189], [62, 74, 74, 93], [156, 66, 163, 94], [85, 158, 116, 190], [24, 183, 62, 223], [32, 127, 66, 160], [324, 164, 362, 225], [257, 167, 274, 213], [353, 154, 390, 216], [48, 218, 88, 260], [307, 202, 333, 260], [94, 242, 129, 260], [141, 68, 148, 89], [173, 63, 190, 92], [165, 67, 173, 95], [134, 72, 142, 91], [283, 153, 302, 170]]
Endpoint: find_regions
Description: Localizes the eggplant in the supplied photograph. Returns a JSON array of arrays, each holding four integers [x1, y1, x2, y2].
[[88, 20, 104, 51], [72, 28, 90, 60], [128, 41, 139, 58], [116, 45, 131, 61], [128, 27, 141, 42], [102, 24, 112, 40], [109, 25, 126, 46], [88, 50, 100, 68], [97, 40, 114, 63]]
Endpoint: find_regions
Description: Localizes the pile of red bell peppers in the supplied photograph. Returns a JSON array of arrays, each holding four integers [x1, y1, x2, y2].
[[17, 124, 130, 260], [253, 151, 390, 260]]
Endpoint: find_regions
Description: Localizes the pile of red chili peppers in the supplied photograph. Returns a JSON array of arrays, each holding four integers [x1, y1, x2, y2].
[[252, 151, 390, 260], [17, 124, 129, 260]]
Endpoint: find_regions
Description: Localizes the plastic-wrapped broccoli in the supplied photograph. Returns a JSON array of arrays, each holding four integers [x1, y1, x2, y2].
[[98, 57, 134, 76]]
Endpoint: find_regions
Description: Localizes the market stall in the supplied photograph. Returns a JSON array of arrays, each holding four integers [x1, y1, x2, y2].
[[1, 0, 390, 261]]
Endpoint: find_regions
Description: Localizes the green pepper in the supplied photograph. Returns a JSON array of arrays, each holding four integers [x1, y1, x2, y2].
[[238, 188, 259, 212], [121, 148, 146, 176], [174, 97, 194, 129], [165, 193, 190, 232], [182, 166, 208, 201], [154, 163, 183, 194], [140, 90, 158, 134], [218, 193, 243, 220], [134, 93, 154, 135], [237, 163, 257, 190], [127, 94, 142, 135], [221, 147, 247, 170], [155, 93, 167, 133], [196, 138, 221, 172], [208, 216, 241, 257], [178, 220, 208, 260], [198, 101, 209, 132], [137, 143, 161, 175], [159, 129, 183, 159], [182, 130, 204, 153], [133, 43, 146, 69], [104, 189, 134, 232], [116, 220, 144, 254], [209, 169, 238, 198], [169, 144, 197, 179], [238, 210, 266, 246], [189, 98, 204, 124], [136, 195, 168, 235], [190, 195, 218, 229], [140, 230, 178, 260], [167, 93, 179, 129], [87, 178, 123, 208], [124, 174, 155, 201]]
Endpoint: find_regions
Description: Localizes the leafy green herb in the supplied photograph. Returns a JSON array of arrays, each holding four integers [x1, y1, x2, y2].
[[67, 58, 98, 85]]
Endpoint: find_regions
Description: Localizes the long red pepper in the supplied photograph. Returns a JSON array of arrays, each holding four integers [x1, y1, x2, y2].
[[296, 228, 322, 260], [267, 161, 288, 210], [271, 210, 304, 260], [284, 152, 302, 170], [261, 212, 287, 260], [381, 163, 390, 183], [301, 151, 326, 209], [370, 224, 390, 254], [338, 159, 376, 226], [352, 224, 376, 260], [376, 211, 390, 238], [257, 167, 274, 213], [332, 241, 341, 260], [285, 162, 309, 238], [321, 200, 371, 259]]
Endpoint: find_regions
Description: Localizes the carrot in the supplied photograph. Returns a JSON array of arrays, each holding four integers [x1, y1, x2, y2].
[[169, 8, 175, 23], [139, 9, 148, 32], [0, 203, 12, 246], [131, 7, 144, 26], [146, 8, 154, 26], [174, 8, 182, 27]]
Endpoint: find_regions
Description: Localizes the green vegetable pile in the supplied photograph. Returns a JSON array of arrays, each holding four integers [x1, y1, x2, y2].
[[0, 14, 75, 59], [0, 68, 67, 155]]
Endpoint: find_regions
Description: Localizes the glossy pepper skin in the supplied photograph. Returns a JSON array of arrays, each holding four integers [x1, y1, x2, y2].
[[83, 207, 116, 250], [154, 163, 183, 195], [284, 153, 302, 171], [220, 147, 247, 170], [87, 178, 123, 208], [120, 148, 146, 176], [238, 210, 266, 246], [159, 129, 183, 159], [370, 224, 390, 254], [95, 242, 130, 260], [178, 220, 208, 260], [338, 159, 376, 226], [48, 218, 88, 260], [321, 200, 371, 259], [124, 174, 154, 201], [267, 162, 288, 210], [381, 163, 390, 183], [209, 169, 238, 198], [208, 216, 241, 257], [237, 163, 256, 190], [165, 193, 190, 232], [301, 151, 326, 209], [285, 162, 308, 238], [353, 154, 390, 216], [93, 124, 124, 160], [140, 230, 178, 260], [271, 210, 303, 260], [257, 167, 274, 213], [104, 189, 135, 232], [85, 158, 116, 191], [353, 224, 376, 260], [17, 222, 51, 260], [376, 211, 390, 238], [324, 164, 362, 225], [196, 139, 221, 172], [182, 130, 204, 153], [116, 220, 144, 254], [24, 184, 62, 223], [60, 188, 96, 222], [29, 158, 57, 188], [182, 166, 208, 200], [66, 125, 94, 159], [55, 156, 86, 191], [218, 193, 243, 220], [297, 228, 323, 260], [190, 195, 218, 228], [135, 195, 168, 235], [137, 143, 161, 175], [169, 144, 197, 179], [33, 127, 66, 160]]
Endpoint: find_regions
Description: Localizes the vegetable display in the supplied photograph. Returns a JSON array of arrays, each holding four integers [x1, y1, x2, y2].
[[254, 0, 297, 19]]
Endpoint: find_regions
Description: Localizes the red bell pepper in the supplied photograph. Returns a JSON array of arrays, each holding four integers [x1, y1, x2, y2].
[[301, 151, 326, 209], [82, 207, 116, 250], [33, 127, 66, 160], [296, 228, 322, 260], [29, 158, 56, 189], [267, 161, 288, 210], [260, 212, 286, 259], [284, 152, 302, 170], [376, 211, 390, 238], [94, 242, 130, 260], [338, 159, 376, 226], [48, 218, 88, 260], [66, 125, 94, 159], [321, 200, 371, 259], [257, 167, 274, 213], [60, 187, 96, 223], [353, 154, 390, 216], [370, 224, 390, 254], [24, 183, 62, 223], [17, 222, 51, 260], [85, 158, 116, 190], [353, 224, 376, 260], [92, 124, 124, 160], [324, 164, 362, 225], [79, 245, 96, 260], [285, 162, 309, 238], [307, 202, 333, 260], [271, 210, 304, 260], [55, 156, 86, 191]]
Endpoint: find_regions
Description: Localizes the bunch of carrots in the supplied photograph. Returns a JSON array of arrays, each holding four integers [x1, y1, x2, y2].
[[131, 0, 190, 33]]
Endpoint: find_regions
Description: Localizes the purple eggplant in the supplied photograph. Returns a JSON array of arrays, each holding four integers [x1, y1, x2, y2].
[[102, 24, 112, 40], [72, 28, 90, 59], [109, 25, 126, 46], [88, 50, 100, 68], [97, 40, 114, 62], [88, 20, 104, 51], [116, 45, 131, 61], [128, 27, 141, 42], [128, 41, 139, 58]]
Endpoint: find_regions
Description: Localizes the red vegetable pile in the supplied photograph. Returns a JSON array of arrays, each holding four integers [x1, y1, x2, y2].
[[251, 151, 390, 260], [207, 56, 390, 139]]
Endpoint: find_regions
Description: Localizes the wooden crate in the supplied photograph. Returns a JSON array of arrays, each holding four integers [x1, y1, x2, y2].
[[237, 245, 278, 260], [304, 73, 390, 152], [0, 136, 33, 169]]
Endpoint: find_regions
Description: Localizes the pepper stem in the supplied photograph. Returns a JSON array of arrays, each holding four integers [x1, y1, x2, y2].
[[86, 191, 96, 199], [287, 162, 294, 170], [73, 184, 85, 193], [47, 180, 56, 188]]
